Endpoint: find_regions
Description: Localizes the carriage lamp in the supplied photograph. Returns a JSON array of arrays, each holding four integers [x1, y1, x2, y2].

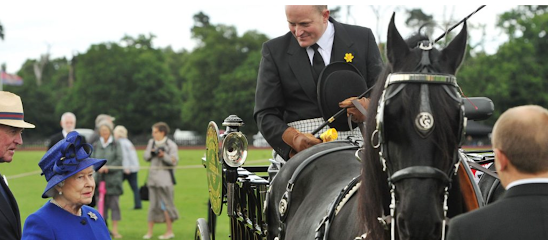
[[222, 131, 248, 168], [222, 114, 244, 134]]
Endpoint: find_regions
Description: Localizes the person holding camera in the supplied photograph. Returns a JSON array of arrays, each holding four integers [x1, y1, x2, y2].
[[142, 122, 179, 239]]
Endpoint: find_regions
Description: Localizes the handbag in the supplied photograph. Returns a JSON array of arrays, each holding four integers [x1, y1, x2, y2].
[[169, 169, 176, 185], [139, 182, 149, 201]]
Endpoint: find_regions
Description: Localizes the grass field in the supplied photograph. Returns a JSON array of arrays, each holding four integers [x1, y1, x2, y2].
[[2, 147, 273, 240]]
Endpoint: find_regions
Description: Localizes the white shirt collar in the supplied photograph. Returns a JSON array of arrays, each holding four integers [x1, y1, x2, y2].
[[505, 178, 548, 190], [101, 135, 113, 148], [307, 20, 334, 65]]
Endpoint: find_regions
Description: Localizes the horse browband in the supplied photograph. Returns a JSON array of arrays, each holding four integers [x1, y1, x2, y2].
[[385, 73, 458, 87]]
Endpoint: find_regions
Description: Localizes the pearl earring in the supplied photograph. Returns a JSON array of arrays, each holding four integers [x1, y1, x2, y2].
[[59, 191, 62, 195]]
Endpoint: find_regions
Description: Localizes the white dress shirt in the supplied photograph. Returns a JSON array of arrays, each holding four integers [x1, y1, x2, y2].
[[505, 178, 548, 190]]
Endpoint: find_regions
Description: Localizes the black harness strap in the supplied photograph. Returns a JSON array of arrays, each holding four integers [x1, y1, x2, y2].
[[315, 176, 361, 240], [467, 160, 499, 179], [277, 144, 359, 240], [390, 166, 452, 184]]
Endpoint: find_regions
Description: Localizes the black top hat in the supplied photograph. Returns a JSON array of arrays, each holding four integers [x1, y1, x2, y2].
[[317, 62, 368, 131]]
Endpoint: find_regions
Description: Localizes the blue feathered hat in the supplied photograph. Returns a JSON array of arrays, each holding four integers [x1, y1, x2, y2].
[[38, 131, 106, 198]]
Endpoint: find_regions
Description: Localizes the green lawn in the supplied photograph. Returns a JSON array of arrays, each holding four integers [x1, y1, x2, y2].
[[2, 147, 273, 239]]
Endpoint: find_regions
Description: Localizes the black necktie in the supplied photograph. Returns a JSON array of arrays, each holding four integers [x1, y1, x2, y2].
[[311, 43, 325, 83]]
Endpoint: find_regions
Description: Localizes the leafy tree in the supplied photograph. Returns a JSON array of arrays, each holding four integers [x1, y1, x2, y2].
[[180, 12, 267, 134], [58, 34, 181, 135], [3, 59, 66, 139], [0, 21, 4, 40], [163, 47, 190, 91], [458, 6, 548, 125], [405, 8, 434, 36], [215, 49, 262, 135], [329, 6, 342, 20]]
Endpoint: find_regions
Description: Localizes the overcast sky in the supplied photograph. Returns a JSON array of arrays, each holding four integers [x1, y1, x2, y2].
[[1, 3, 519, 73]]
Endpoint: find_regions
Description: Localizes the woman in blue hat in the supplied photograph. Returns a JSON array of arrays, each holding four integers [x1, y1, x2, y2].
[[22, 131, 111, 239]]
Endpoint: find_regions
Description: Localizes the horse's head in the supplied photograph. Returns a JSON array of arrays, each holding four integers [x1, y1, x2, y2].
[[361, 13, 467, 240]]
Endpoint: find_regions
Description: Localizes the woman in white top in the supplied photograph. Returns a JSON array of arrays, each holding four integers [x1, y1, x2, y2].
[[114, 125, 142, 210]]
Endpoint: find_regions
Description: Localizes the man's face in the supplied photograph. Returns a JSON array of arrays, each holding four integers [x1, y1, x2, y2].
[[0, 124, 24, 163], [286, 5, 329, 48], [61, 115, 76, 132]]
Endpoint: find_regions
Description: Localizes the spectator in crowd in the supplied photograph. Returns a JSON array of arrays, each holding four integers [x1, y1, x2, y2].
[[88, 114, 115, 145], [47, 112, 82, 150], [0, 91, 35, 240], [91, 121, 124, 239], [254, 5, 382, 161], [142, 122, 179, 240], [448, 105, 548, 240], [114, 125, 142, 210], [22, 132, 110, 239]]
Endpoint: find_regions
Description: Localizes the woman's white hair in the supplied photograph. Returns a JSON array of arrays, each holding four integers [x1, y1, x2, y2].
[[114, 125, 128, 138], [46, 181, 65, 198]]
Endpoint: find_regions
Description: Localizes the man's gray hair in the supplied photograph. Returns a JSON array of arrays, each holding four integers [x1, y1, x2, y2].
[[61, 112, 76, 122]]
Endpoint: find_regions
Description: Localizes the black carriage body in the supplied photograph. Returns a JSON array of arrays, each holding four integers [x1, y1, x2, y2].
[[197, 116, 270, 240], [228, 166, 269, 240]]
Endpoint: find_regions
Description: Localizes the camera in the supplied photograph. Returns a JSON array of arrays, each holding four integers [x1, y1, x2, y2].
[[151, 147, 165, 156]]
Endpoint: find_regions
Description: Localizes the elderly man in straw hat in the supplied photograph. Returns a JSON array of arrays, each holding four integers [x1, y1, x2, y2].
[[0, 91, 35, 240]]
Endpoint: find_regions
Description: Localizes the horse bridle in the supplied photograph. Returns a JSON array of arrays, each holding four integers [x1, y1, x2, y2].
[[369, 41, 467, 240]]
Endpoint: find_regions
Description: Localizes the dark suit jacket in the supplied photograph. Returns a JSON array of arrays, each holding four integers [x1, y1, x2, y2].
[[0, 174, 21, 240], [47, 131, 87, 150], [254, 17, 383, 160], [47, 132, 64, 150], [447, 183, 548, 240]]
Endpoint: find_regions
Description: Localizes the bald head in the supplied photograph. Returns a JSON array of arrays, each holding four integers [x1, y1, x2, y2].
[[285, 5, 329, 48], [492, 105, 548, 173]]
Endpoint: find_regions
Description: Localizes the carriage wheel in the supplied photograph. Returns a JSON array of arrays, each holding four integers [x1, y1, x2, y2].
[[195, 218, 211, 240]]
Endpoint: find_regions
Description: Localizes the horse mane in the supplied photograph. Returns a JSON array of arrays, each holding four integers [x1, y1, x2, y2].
[[359, 32, 461, 239]]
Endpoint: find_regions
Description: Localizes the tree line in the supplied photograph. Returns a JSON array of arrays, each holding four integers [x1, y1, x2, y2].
[[3, 6, 546, 142]]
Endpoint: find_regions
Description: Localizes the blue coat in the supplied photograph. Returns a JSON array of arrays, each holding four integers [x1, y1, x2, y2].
[[22, 201, 111, 240]]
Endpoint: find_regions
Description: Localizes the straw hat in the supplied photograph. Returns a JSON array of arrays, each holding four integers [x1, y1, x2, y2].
[[0, 91, 35, 128], [39, 131, 106, 198]]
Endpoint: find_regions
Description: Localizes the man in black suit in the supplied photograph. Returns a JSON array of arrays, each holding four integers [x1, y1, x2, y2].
[[447, 105, 548, 240], [254, 5, 382, 161], [47, 112, 78, 149], [0, 91, 35, 240]]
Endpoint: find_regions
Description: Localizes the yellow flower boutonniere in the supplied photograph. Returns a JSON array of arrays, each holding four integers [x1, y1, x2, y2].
[[344, 53, 354, 63]]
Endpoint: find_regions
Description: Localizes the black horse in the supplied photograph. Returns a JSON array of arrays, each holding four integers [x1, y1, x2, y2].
[[267, 14, 470, 240]]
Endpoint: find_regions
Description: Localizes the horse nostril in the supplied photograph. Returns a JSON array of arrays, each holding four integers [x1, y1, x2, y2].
[[397, 214, 444, 240]]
